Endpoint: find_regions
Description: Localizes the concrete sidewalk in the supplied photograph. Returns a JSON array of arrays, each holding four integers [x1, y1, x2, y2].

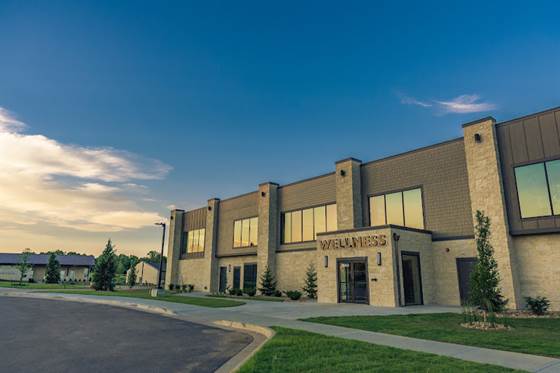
[[3, 289, 559, 372]]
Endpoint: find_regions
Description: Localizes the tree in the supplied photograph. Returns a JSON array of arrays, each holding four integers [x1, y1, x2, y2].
[[127, 259, 137, 288], [144, 250, 165, 264], [303, 263, 318, 299], [91, 240, 117, 291], [45, 253, 61, 284], [17, 249, 32, 284], [469, 210, 508, 313], [258, 266, 277, 296]]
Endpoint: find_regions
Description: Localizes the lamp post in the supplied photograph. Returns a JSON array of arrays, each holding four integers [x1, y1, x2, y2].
[[154, 222, 166, 291]]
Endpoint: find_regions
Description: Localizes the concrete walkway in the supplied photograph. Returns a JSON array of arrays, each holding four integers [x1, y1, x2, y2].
[[3, 289, 559, 372]]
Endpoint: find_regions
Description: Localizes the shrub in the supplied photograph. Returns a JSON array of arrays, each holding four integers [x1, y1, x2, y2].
[[525, 296, 550, 315], [181, 284, 187, 292], [186, 284, 194, 293], [285, 290, 302, 301], [258, 265, 277, 296], [168, 284, 175, 291], [91, 240, 117, 291], [45, 253, 61, 284], [244, 288, 256, 296], [303, 263, 317, 299], [228, 287, 239, 296], [274, 290, 282, 297], [235, 288, 243, 296]]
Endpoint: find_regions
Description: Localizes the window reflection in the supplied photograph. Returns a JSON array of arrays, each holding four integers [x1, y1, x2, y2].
[[386, 192, 404, 226], [185, 228, 206, 253], [403, 188, 424, 229], [233, 217, 258, 248], [282, 203, 337, 244], [370, 195, 385, 226], [369, 188, 424, 229], [546, 160, 560, 215], [515, 163, 551, 218]]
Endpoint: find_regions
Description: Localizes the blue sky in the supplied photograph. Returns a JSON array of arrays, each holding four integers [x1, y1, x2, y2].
[[1, 1, 559, 256]]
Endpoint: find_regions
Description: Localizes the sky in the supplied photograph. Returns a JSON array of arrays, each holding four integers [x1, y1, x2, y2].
[[0, 1, 559, 257]]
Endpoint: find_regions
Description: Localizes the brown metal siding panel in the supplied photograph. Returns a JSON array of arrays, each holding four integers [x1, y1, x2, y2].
[[361, 139, 473, 239], [217, 192, 259, 256], [497, 107, 560, 235], [184, 207, 207, 231], [278, 174, 336, 212]]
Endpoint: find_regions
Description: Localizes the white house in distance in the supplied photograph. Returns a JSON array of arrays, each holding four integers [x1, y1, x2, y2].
[[127, 261, 165, 287], [0, 253, 95, 282]]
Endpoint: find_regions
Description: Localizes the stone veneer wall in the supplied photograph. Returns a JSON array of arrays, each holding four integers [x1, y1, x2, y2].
[[512, 235, 560, 311], [431, 239, 477, 306], [177, 258, 210, 291], [275, 250, 316, 292]]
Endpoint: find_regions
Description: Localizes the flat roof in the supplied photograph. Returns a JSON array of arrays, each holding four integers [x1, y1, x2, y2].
[[0, 253, 95, 267]]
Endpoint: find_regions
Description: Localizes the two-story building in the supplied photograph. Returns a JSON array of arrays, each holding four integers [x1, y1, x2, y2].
[[165, 107, 560, 310]]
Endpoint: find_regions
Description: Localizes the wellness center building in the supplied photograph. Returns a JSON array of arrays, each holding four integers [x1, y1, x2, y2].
[[166, 107, 560, 310]]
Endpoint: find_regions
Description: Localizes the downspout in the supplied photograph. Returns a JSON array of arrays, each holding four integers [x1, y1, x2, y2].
[[393, 233, 402, 307]]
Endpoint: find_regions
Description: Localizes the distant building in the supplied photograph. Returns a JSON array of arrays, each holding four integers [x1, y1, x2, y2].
[[127, 261, 165, 286], [0, 253, 95, 282]]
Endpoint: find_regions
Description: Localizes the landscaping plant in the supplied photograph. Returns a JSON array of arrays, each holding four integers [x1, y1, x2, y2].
[[127, 261, 137, 288], [17, 249, 32, 284], [91, 240, 117, 291], [244, 288, 256, 296], [525, 296, 550, 315], [258, 265, 277, 296], [45, 253, 61, 284], [302, 262, 318, 299], [285, 290, 302, 300]]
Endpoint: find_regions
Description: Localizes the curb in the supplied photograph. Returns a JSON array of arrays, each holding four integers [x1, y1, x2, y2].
[[213, 320, 275, 373]]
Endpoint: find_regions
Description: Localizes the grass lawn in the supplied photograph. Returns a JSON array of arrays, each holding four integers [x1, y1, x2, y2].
[[305, 313, 560, 358], [0, 281, 89, 289], [37, 289, 245, 308], [207, 294, 286, 302], [238, 327, 521, 372]]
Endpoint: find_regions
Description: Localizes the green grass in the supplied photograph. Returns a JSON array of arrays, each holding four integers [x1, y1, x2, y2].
[[207, 294, 286, 302], [238, 327, 521, 372], [0, 281, 89, 289], [36, 289, 245, 308], [305, 313, 560, 358]]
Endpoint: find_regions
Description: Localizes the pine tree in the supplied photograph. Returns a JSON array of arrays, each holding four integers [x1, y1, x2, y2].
[[91, 239, 117, 291], [45, 253, 61, 284], [469, 210, 508, 313], [127, 260, 137, 288], [303, 263, 318, 299], [258, 265, 277, 296]]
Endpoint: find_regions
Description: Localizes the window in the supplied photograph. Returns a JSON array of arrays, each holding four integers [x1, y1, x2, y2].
[[515, 160, 560, 218], [369, 188, 424, 229], [233, 217, 258, 248], [185, 228, 205, 253], [282, 203, 337, 244], [243, 263, 257, 290]]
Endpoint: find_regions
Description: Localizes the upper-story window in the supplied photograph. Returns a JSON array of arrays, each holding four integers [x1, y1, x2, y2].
[[233, 217, 258, 248], [185, 228, 205, 253], [282, 203, 337, 244], [369, 188, 424, 229], [515, 160, 560, 218]]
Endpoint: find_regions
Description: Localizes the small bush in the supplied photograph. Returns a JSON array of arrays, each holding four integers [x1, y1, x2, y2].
[[525, 296, 550, 315], [285, 290, 302, 301], [244, 288, 256, 296], [235, 288, 243, 296], [168, 284, 175, 291], [28, 278, 35, 283], [186, 284, 194, 292], [274, 290, 282, 297], [228, 287, 239, 296]]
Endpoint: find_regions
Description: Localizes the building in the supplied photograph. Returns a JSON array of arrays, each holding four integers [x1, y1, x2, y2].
[[127, 261, 166, 286], [0, 253, 95, 282], [165, 107, 560, 310]]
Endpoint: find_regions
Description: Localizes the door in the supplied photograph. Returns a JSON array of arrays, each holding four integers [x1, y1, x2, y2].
[[456, 258, 477, 305], [233, 266, 241, 289], [219, 266, 227, 293], [337, 258, 369, 304], [243, 263, 257, 290], [401, 252, 423, 306]]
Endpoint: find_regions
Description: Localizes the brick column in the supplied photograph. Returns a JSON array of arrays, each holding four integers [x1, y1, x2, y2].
[[165, 209, 184, 287], [257, 182, 279, 291], [205, 198, 220, 292], [335, 158, 363, 230], [463, 117, 521, 308]]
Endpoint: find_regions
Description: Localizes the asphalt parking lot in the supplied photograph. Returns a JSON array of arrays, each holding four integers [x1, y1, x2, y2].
[[0, 297, 252, 373]]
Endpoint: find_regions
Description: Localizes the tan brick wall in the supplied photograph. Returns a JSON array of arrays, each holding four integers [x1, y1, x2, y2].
[[165, 209, 184, 287], [464, 119, 521, 308], [275, 250, 317, 292], [431, 239, 476, 306], [177, 257, 210, 291], [335, 159, 363, 229], [257, 183, 279, 286], [512, 235, 560, 311]]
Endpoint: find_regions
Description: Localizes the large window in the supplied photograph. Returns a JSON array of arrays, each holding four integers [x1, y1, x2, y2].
[[243, 263, 257, 290], [515, 160, 560, 218], [369, 188, 424, 229], [185, 228, 205, 254], [233, 217, 258, 248], [282, 203, 337, 244]]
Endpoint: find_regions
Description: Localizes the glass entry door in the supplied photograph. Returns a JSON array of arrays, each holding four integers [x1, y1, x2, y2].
[[401, 252, 423, 306], [337, 258, 369, 304]]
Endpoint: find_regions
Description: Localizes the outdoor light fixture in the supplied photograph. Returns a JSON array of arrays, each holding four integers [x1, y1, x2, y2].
[[228, 264, 232, 272], [261, 191, 266, 197], [340, 169, 346, 177], [376, 252, 382, 266], [208, 205, 212, 211], [474, 133, 482, 143], [324, 255, 329, 268]]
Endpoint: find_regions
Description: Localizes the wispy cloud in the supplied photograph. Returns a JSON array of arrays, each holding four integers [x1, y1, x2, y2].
[[399, 93, 496, 114], [0, 107, 172, 233]]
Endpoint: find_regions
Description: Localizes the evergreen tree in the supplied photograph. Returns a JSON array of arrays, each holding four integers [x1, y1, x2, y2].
[[303, 262, 318, 299], [91, 239, 117, 291], [17, 249, 32, 284], [469, 210, 508, 313], [45, 253, 61, 284], [127, 259, 137, 288], [258, 265, 277, 296]]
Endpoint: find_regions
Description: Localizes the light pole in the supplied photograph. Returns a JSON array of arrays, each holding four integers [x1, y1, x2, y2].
[[154, 222, 166, 291]]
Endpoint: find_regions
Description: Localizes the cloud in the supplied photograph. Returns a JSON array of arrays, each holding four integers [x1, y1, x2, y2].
[[0, 107, 172, 233], [399, 93, 496, 114]]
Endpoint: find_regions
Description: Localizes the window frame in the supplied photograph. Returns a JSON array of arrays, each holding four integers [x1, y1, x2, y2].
[[183, 227, 206, 255], [367, 186, 426, 229], [514, 159, 560, 220], [232, 216, 259, 249], [281, 202, 337, 245]]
